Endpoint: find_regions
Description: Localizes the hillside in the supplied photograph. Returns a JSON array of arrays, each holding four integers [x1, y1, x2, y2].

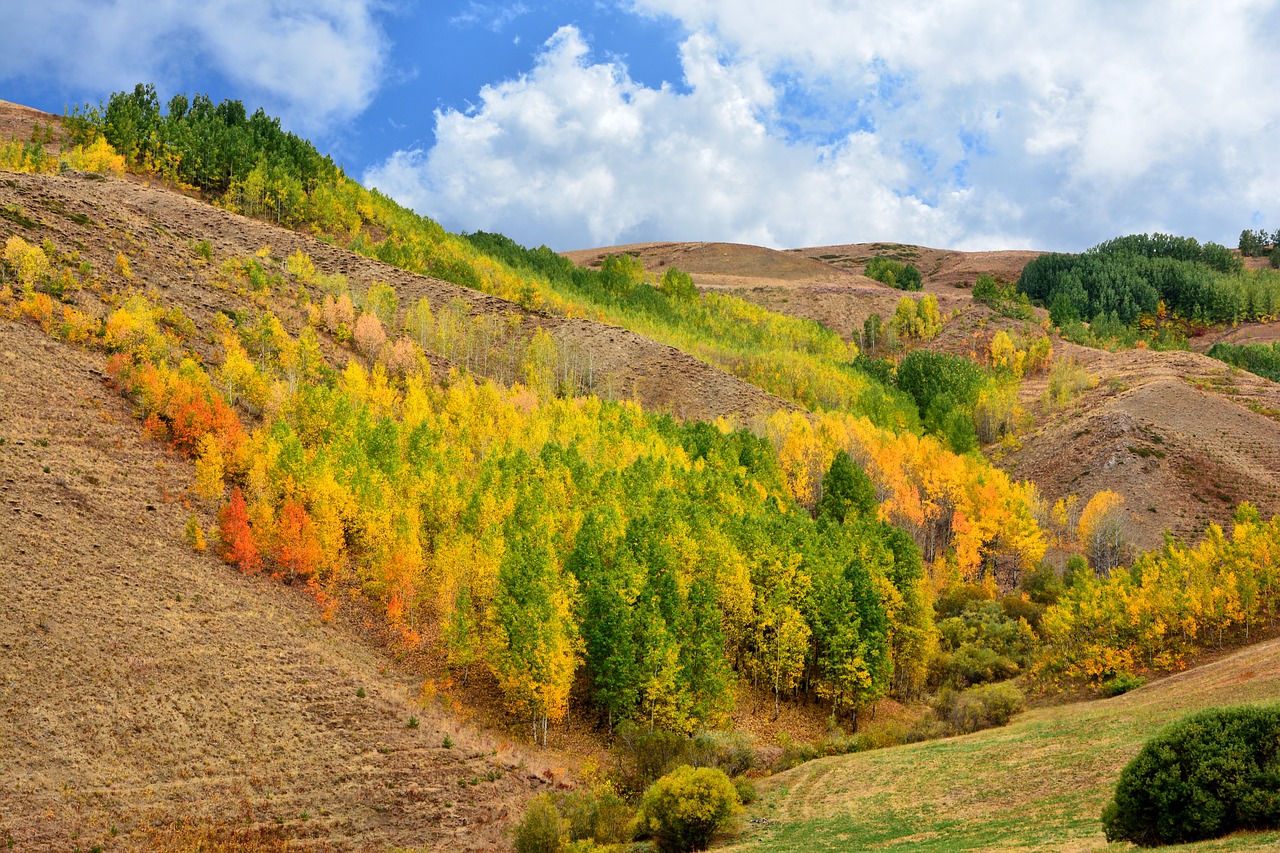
[[564, 241, 1040, 344], [569, 240, 1280, 552], [732, 636, 1280, 851], [0, 317, 548, 849], [0, 170, 790, 425], [6, 92, 1280, 852]]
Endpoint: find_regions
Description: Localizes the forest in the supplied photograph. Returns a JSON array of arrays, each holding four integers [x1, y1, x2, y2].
[[3, 86, 1278, 748], [1018, 232, 1280, 344]]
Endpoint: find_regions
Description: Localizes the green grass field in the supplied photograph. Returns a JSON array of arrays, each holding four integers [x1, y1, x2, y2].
[[731, 637, 1280, 852]]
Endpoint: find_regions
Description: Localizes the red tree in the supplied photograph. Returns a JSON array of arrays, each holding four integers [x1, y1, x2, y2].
[[218, 486, 261, 574]]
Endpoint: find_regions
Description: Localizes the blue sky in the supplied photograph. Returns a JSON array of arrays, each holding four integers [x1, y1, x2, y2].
[[3, 1, 1278, 253]]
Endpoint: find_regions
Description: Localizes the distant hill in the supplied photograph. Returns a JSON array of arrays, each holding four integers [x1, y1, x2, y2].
[[569, 239, 1280, 552]]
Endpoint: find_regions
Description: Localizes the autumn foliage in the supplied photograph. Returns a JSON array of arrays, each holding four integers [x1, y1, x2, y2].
[[218, 487, 261, 574]]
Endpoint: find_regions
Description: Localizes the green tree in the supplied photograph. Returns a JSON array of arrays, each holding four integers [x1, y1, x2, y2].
[[1103, 704, 1280, 847], [488, 485, 580, 746], [817, 450, 877, 524], [568, 508, 641, 729]]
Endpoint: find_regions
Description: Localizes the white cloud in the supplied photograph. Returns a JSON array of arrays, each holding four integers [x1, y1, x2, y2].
[[365, 25, 971, 250], [369, 0, 1280, 251], [0, 0, 386, 134]]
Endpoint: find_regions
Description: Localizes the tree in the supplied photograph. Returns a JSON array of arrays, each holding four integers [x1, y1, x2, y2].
[[817, 450, 877, 524], [488, 488, 580, 746], [1239, 228, 1269, 257], [274, 499, 321, 583], [1102, 704, 1280, 847], [568, 509, 641, 729], [353, 312, 386, 361], [637, 766, 741, 853], [1078, 489, 1127, 574], [218, 486, 261, 574], [659, 267, 699, 301]]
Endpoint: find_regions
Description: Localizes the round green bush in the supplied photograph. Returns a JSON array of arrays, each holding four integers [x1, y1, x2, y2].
[[1102, 703, 1280, 847], [637, 765, 741, 853]]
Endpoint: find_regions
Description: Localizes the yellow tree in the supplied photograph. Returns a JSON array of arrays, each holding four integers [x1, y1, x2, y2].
[[1078, 490, 1127, 574]]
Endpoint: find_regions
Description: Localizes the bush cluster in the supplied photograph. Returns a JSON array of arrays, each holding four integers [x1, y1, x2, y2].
[[1102, 704, 1280, 847]]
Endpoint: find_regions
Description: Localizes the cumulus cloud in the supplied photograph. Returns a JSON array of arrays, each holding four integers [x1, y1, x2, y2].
[[367, 0, 1280, 251], [365, 25, 973, 250], [0, 0, 386, 133]]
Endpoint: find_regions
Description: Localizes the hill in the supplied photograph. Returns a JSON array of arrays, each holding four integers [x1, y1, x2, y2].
[[568, 240, 1280, 552], [732, 636, 1280, 851], [0, 317, 549, 850], [6, 92, 1280, 852]]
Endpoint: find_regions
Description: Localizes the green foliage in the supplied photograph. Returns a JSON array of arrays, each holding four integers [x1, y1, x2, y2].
[[930, 596, 1037, 689], [1238, 228, 1275, 258], [1100, 672, 1146, 697], [896, 350, 994, 452], [1020, 233, 1280, 342], [75, 84, 338, 206], [615, 724, 696, 792], [637, 765, 741, 853], [865, 257, 923, 291], [816, 450, 877, 524], [688, 730, 756, 778], [1102, 703, 1280, 847], [462, 232, 919, 427], [1207, 340, 1280, 383], [933, 681, 1025, 735], [659, 267, 699, 302], [514, 793, 569, 853], [556, 784, 635, 847], [971, 274, 1035, 320], [1020, 561, 1063, 607]]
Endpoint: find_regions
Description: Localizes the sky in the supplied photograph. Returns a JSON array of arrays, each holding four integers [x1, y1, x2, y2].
[[2, 1, 1278, 253]]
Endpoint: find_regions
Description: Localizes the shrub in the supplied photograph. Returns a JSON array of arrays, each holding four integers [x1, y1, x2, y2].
[[556, 784, 634, 846], [615, 723, 690, 792], [1100, 672, 1146, 698], [1102, 704, 1280, 847], [688, 730, 756, 777], [732, 776, 758, 806], [936, 681, 1025, 735], [514, 793, 568, 853], [636, 765, 741, 853]]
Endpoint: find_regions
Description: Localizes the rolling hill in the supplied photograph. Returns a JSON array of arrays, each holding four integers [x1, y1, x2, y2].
[[568, 239, 1280, 552], [6, 94, 1280, 852]]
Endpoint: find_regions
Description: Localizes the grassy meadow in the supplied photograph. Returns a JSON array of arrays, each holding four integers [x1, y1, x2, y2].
[[731, 637, 1280, 852]]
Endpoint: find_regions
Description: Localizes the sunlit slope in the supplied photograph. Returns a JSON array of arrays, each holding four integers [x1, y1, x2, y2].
[[734, 637, 1280, 852], [0, 318, 540, 850]]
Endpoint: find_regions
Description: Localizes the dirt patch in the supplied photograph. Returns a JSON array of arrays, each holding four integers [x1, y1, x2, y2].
[[1007, 343, 1280, 551], [0, 99, 63, 150]]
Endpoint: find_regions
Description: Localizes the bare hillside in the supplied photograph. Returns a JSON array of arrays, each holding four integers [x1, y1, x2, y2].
[[0, 318, 548, 850], [0, 170, 792, 425], [1010, 343, 1280, 550], [565, 240, 1040, 345]]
